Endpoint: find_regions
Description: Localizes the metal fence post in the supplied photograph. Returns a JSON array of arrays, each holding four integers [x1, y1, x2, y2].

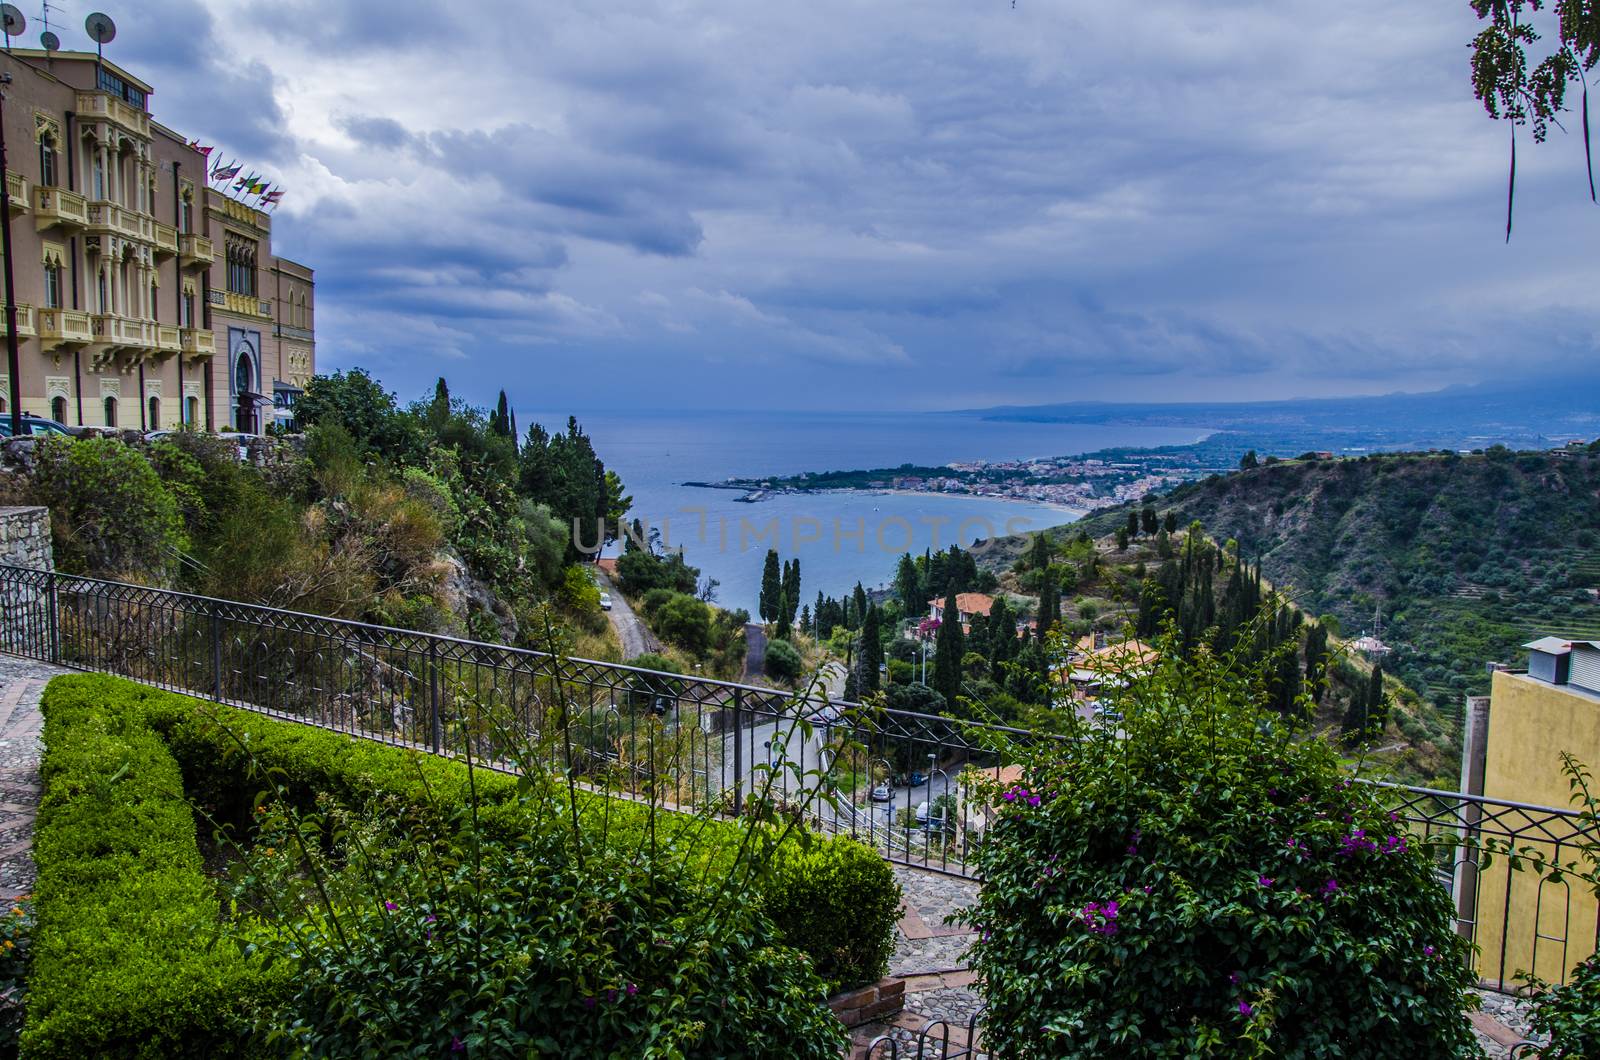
[[428, 639, 443, 754], [732, 688, 744, 817], [45, 571, 58, 664], [210, 602, 223, 703]]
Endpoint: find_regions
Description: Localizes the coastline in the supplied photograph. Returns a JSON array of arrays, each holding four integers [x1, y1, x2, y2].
[[684, 480, 1087, 519]]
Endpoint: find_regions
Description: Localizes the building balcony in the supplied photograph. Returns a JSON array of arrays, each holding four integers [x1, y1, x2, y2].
[[75, 91, 150, 138], [33, 186, 88, 232], [87, 313, 160, 366], [156, 324, 181, 356], [219, 290, 272, 319], [7, 304, 36, 339], [178, 232, 213, 267], [6, 173, 28, 214], [86, 200, 155, 243], [37, 308, 93, 351], [152, 222, 178, 258], [179, 327, 214, 358]]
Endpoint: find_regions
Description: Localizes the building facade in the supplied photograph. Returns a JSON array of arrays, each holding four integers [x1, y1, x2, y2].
[[1458, 639, 1600, 988], [0, 48, 313, 433]]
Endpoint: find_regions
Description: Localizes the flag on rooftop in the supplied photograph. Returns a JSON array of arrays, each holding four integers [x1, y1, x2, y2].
[[212, 160, 241, 181], [261, 189, 284, 205]]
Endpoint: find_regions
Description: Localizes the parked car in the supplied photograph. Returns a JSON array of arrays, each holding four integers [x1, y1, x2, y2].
[[0, 415, 71, 437], [599, 592, 612, 611], [869, 783, 893, 802]]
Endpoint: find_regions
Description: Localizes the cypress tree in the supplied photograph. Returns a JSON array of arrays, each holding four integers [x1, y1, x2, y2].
[[860, 605, 883, 694], [1038, 569, 1058, 637], [760, 550, 781, 623], [799, 604, 812, 636], [1126, 511, 1140, 542], [782, 558, 802, 625], [1141, 505, 1158, 536], [1163, 510, 1178, 534], [775, 592, 790, 640], [492, 390, 512, 436], [932, 588, 966, 709], [1367, 664, 1388, 732], [852, 584, 869, 631]]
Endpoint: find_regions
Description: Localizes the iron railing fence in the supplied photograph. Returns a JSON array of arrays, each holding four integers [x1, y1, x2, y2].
[[0, 564, 1031, 876], [1, 564, 1596, 989]]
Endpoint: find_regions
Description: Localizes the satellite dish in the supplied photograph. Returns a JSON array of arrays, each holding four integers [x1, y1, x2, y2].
[[0, 4, 25, 43], [40, 30, 57, 51], [84, 11, 115, 45]]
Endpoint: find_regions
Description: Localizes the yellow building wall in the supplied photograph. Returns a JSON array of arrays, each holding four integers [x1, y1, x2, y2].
[[1474, 669, 1600, 988]]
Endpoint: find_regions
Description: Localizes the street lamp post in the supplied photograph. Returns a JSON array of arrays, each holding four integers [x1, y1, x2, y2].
[[0, 72, 21, 437]]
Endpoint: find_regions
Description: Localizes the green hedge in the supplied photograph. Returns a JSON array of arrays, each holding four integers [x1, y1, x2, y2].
[[24, 676, 286, 1059], [64, 674, 900, 991]]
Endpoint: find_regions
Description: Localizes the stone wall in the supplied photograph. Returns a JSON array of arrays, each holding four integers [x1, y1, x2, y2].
[[0, 507, 52, 571]]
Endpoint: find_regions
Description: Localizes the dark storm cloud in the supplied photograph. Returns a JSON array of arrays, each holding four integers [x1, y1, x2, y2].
[[135, 0, 1600, 408]]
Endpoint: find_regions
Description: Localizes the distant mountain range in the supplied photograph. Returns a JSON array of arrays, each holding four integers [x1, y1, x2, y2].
[[962, 376, 1600, 454]]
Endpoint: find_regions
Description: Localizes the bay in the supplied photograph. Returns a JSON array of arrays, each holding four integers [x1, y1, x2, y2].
[[527, 409, 1208, 616]]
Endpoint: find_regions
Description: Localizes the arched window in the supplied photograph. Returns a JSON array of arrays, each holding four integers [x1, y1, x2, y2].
[[103, 396, 117, 428], [147, 396, 160, 429], [50, 396, 66, 424], [235, 351, 253, 395]]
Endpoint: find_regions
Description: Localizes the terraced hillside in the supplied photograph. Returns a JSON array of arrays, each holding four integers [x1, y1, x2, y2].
[[1068, 447, 1600, 731]]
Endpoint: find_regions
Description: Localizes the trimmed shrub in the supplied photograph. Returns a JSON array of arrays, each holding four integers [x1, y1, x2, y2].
[[961, 644, 1481, 1057], [129, 676, 898, 989], [24, 676, 285, 1058]]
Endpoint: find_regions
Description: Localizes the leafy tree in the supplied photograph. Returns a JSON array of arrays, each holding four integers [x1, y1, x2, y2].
[[1469, 0, 1600, 238], [31, 437, 187, 582], [1239, 450, 1259, 470], [294, 369, 422, 463]]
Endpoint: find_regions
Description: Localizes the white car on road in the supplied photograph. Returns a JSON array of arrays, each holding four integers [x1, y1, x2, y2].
[[599, 592, 612, 611]]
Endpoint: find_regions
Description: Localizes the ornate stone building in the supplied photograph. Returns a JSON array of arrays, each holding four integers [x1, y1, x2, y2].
[[0, 48, 313, 433]]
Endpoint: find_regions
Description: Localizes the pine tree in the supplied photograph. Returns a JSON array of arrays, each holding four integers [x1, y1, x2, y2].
[[1030, 531, 1051, 571], [1038, 569, 1058, 637], [895, 553, 923, 614], [1303, 623, 1329, 700], [1163, 511, 1178, 534], [775, 592, 791, 640], [799, 604, 812, 635], [760, 550, 781, 623], [932, 588, 965, 709], [1141, 505, 1159, 536], [852, 584, 869, 631], [1341, 680, 1369, 740], [1126, 511, 1140, 542]]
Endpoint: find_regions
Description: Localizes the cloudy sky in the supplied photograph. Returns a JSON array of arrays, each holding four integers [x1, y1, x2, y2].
[[91, 0, 1600, 410]]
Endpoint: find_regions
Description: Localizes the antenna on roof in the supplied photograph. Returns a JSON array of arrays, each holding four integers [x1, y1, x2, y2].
[[38, 0, 56, 52], [1, 5, 25, 52], [84, 11, 114, 62]]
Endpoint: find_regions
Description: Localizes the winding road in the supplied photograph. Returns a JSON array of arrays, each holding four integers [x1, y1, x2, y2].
[[595, 568, 658, 660]]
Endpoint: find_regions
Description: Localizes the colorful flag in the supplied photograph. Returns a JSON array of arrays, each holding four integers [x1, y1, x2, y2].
[[198, 145, 214, 159], [212, 160, 241, 181], [261, 189, 284, 205], [234, 172, 256, 191], [250, 179, 270, 195]]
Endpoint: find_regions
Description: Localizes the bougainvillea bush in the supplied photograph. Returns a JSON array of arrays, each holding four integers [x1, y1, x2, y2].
[[960, 636, 1483, 1058]]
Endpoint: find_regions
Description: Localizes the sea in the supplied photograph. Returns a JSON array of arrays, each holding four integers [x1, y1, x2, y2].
[[526, 409, 1209, 616]]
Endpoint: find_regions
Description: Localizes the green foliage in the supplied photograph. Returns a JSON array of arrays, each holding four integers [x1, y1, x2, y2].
[[762, 836, 900, 991], [616, 546, 699, 598], [129, 675, 896, 989], [1529, 953, 1600, 1057], [25, 676, 285, 1058], [294, 368, 423, 463], [640, 591, 714, 655], [269, 838, 846, 1058], [765, 638, 803, 683], [31, 436, 187, 581], [961, 640, 1481, 1058]]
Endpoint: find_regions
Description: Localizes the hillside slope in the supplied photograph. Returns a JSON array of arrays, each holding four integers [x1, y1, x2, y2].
[[1071, 448, 1600, 718]]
